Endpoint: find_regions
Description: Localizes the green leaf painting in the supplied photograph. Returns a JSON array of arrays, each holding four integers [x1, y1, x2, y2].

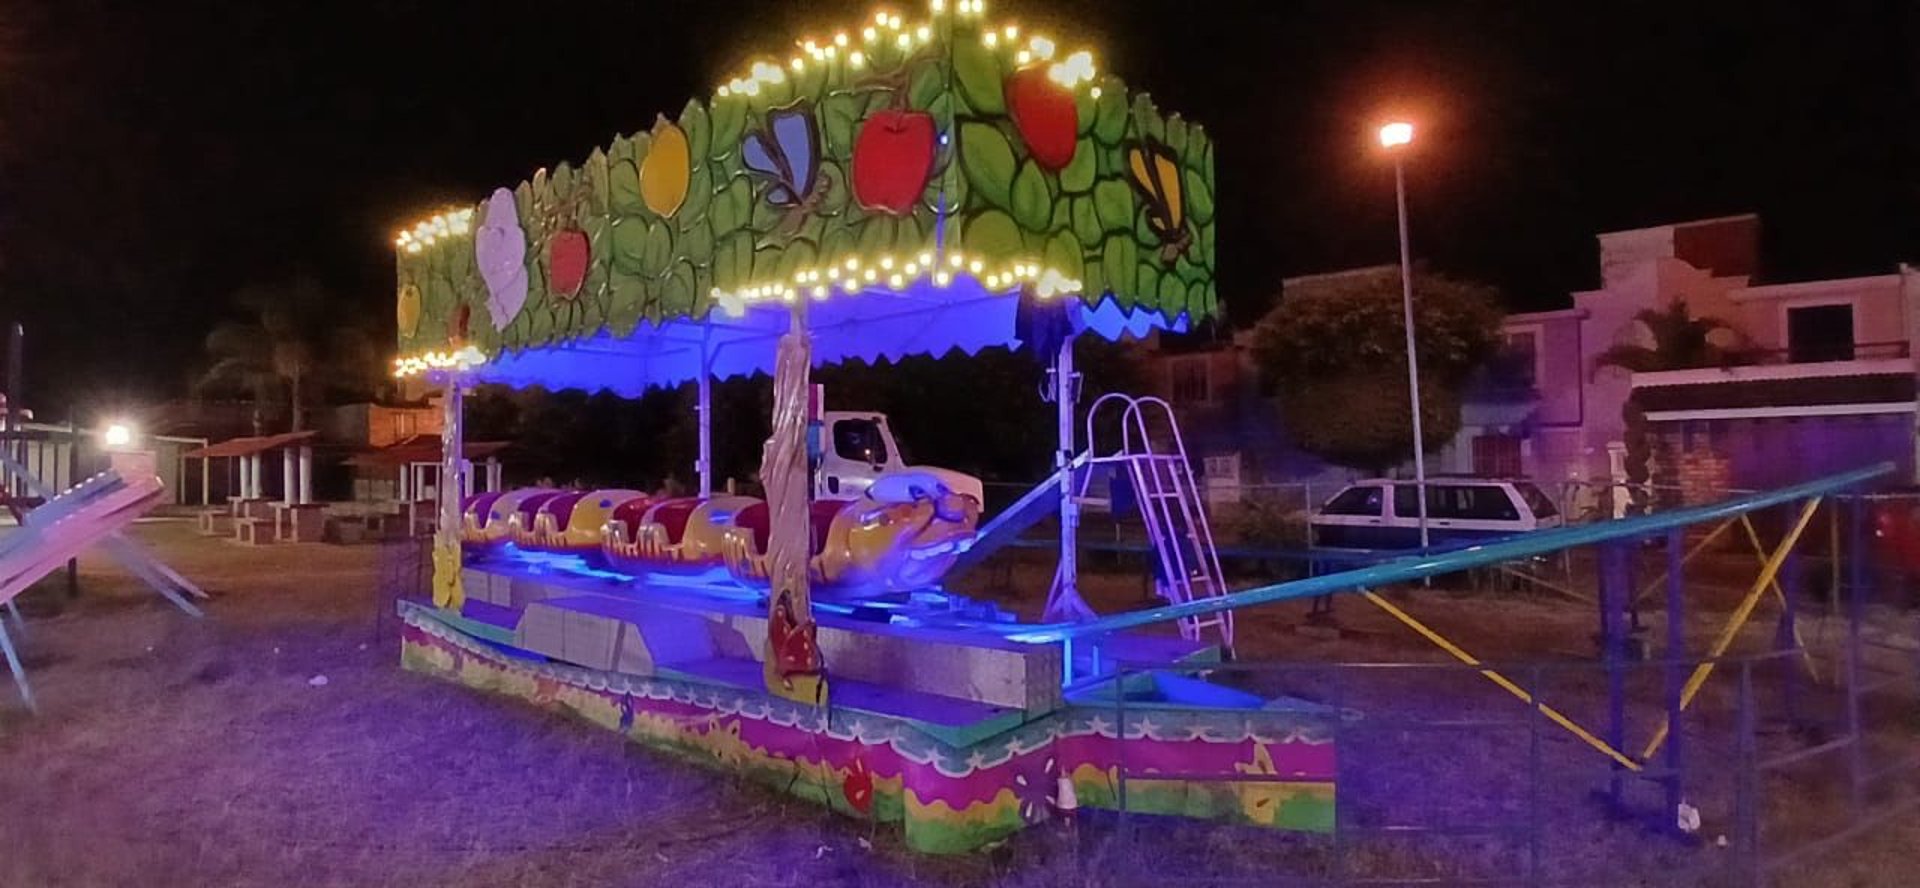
[[394, 10, 1219, 360], [959, 122, 1016, 212]]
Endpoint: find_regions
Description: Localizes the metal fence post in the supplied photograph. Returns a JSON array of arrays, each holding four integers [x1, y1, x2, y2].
[[1528, 663, 1545, 885], [1777, 548, 1802, 729], [1845, 497, 1866, 817], [1330, 664, 1348, 887], [1599, 541, 1632, 813], [1665, 527, 1687, 826], [1115, 662, 1129, 845], [1736, 661, 1761, 885]]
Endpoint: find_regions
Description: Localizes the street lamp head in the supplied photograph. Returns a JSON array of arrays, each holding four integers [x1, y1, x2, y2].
[[103, 422, 135, 449], [1379, 121, 1414, 149]]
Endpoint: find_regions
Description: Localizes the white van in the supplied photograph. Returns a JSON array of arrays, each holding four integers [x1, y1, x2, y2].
[[1309, 478, 1562, 549]]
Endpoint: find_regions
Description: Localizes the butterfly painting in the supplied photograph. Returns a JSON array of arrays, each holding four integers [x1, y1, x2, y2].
[[742, 103, 823, 211], [1126, 139, 1192, 262]]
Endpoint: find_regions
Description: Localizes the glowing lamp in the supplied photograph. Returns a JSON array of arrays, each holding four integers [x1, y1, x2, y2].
[[1379, 121, 1414, 149], [103, 422, 135, 449]]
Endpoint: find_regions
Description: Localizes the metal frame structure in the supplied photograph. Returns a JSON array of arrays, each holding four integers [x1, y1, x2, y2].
[[0, 451, 206, 711], [1081, 483, 1917, 885], [1007, 463, 1893, 850]]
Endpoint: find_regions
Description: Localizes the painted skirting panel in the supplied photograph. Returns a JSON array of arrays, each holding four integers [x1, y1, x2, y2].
[[399, 602, 1334, 853]]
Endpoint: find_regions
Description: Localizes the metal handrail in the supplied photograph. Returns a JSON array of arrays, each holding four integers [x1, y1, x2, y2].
[[1001, 462, 1894, 643]]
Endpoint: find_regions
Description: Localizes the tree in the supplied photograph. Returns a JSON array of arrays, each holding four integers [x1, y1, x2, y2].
[[1250, 272, 1503, 473], [1592, 300, 1751, 509], [197, 278, 379, 433], [1590, 300, 1747, 375]]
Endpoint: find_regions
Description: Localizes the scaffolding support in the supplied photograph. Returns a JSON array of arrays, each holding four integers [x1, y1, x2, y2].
[[1362, 589, 1643, 772], [1640, 495, 1823, 761]]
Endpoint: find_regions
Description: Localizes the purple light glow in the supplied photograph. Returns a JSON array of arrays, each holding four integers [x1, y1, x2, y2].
[[471, 276, 1187, 396]]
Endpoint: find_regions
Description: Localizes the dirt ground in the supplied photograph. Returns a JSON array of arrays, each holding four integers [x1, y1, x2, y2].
[[0, 522, 1915, 886]]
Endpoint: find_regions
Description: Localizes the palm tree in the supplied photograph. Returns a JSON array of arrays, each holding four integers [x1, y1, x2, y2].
[[1591, 300, 1748, 374], [198, 278, 377, 434], [1592, 300, 1751, 512]]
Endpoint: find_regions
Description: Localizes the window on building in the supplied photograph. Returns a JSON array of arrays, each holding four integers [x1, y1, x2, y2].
[[1472, 434, 1524, 478], [1170, 357, 1212, 404], [1322, 485, 1383, 517], [1202, 453, 1241, 484], [1498, 331, 1539, 389], [1786, 304, 1855, 363]]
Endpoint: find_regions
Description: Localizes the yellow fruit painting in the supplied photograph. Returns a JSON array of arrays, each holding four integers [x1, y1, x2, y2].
[[397, 282, 422, 337], [640, 115, 691, 218]]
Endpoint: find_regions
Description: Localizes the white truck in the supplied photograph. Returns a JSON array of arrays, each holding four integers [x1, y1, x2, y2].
[[813, 410, 984, 506]]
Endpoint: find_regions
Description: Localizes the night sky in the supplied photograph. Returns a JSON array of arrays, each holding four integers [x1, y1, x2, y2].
[[2, 0, 1914, 413]]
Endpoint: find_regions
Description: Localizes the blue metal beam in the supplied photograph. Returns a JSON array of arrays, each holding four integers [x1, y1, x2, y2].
[[1003, 463, 1893, 644]]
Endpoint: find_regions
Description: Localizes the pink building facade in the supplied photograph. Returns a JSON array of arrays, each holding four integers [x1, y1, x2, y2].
[[1489, 214, 1919, 499], [1144, 214, 1919, 503]]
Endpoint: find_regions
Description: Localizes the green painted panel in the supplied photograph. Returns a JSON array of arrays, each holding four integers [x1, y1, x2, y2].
[[394, 9, 1219, 360]]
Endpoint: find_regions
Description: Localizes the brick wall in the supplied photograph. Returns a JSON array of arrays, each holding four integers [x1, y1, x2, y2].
[[1652, 426, 1732, 506]]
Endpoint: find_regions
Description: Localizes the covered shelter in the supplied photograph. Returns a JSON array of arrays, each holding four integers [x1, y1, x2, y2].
[[182, 432, 319, 541], [183, 431, 317, 509], [346, 436, 511, 537], [346, 435, 510, 500]]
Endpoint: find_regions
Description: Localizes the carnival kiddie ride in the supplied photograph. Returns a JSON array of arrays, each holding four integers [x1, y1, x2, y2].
[[385, 0, 1323, 854]]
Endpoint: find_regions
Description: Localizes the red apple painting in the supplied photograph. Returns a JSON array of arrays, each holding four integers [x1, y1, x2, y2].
[[843, 756, 874, 816], [1006, 67, 1078, 172], [851, 110, 936, 214], [548, 228, 590, 299]]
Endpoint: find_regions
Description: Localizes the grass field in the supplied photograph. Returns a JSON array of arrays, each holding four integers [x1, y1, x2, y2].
[[0, 522, 1914, 886]]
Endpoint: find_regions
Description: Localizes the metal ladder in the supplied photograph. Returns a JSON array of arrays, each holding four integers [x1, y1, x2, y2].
[[1079, 394, 1234, 652]]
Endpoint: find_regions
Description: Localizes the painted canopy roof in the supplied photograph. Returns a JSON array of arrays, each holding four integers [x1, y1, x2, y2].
[[392, 0, 1217, 388]]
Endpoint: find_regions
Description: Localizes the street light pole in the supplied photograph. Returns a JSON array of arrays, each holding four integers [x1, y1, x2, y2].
[[1382, 122, 1430, 552]]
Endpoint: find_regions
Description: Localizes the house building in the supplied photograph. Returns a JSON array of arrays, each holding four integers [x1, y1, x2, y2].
[[1142, 326, 1347, 504], [1143, 214, 1920, 505], [1512, 214, 1918, 499]]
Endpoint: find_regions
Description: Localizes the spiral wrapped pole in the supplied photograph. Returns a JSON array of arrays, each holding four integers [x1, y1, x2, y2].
[[761, 313, 826, 705]]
